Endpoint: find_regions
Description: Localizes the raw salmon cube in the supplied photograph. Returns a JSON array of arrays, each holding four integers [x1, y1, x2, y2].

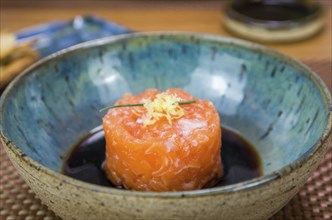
[[103, 88, 222, 191]]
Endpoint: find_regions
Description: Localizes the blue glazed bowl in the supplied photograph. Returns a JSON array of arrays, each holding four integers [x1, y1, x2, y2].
[[0, 33, 331, 220]]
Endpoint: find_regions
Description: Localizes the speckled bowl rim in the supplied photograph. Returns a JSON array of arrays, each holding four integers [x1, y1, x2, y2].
[[0, 32, 331, 198]]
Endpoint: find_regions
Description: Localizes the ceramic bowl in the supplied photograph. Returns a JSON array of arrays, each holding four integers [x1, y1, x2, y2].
[[0, 33, 331, 220]]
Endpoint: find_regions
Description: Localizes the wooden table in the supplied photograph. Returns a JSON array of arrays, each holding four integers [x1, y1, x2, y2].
[[1, 1, 331, 59]]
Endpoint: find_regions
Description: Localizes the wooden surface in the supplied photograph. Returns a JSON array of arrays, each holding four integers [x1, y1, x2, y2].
[[1, 1, 332, 61]]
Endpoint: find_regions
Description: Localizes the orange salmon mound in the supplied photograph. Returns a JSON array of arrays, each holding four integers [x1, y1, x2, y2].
[[103, 88, 222, 191]]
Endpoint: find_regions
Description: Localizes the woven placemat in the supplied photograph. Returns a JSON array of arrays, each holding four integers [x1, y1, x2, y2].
[[0, 60, 331, 220]]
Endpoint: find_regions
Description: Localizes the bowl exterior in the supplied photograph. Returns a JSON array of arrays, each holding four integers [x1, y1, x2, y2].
[[1, 132, 330, 220]]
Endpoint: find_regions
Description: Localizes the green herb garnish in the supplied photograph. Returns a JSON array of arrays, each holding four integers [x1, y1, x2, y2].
[[99, 100, 196, 112]]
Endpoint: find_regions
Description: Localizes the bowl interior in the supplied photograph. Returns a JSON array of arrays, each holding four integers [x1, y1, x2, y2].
[[0, 33, 329, 178]]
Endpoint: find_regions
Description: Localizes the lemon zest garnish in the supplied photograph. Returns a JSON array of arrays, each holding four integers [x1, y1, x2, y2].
[[142, 93, 185, 126]]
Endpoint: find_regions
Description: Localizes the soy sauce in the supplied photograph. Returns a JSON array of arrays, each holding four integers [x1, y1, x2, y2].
[[230, 0, 320, 22], [62, 126, 262, 188]]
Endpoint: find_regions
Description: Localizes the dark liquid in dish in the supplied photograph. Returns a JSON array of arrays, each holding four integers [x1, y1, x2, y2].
[[62, 126, 262, 188], [231, 0, 319, 21]]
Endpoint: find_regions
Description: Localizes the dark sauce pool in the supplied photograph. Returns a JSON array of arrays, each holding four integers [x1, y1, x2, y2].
[[62, 126, 262, 189], [230, 0, 319, 22]]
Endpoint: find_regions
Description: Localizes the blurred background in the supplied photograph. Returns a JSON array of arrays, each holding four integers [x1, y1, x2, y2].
[[1, 0, 331, 61]]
